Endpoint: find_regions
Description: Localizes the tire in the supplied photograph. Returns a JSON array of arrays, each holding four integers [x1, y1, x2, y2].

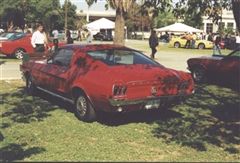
[[191, 67, 206, 83], [174, 42, 181, 48], [198, 43, 205, 49], [14, 48, 26, 59], [74, 92, 96, 122], [26, 75, 37, 95]]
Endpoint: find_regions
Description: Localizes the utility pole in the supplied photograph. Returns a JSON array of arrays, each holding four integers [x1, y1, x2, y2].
[[64, 0, 68, 41]]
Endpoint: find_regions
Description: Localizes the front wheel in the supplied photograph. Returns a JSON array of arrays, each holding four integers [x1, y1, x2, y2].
[[74, 92, 96, 122], [191, 67, 206, 83], [198, 43, 205, 49], [26, 75, 37, 95]]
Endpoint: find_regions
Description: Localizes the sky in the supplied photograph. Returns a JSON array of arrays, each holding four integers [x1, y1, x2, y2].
[[60, 0, 113, 11], [60, 0, 179, 11]]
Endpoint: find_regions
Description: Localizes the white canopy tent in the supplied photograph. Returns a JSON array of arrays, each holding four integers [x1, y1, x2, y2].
[[156, 23, 203, 33], [85, 18, 115, 35]]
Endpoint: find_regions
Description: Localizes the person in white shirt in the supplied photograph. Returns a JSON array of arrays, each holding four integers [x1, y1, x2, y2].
[[31, 24, 47, 52], [52, 28, 59, 51]]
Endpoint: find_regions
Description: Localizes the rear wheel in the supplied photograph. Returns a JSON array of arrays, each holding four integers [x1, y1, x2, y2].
[[174, 42, 181, 48], [191, 67, 206, 83], [198, 43, 205, 49], [14, 48, 25, 59], [74, 92, 96, 122]]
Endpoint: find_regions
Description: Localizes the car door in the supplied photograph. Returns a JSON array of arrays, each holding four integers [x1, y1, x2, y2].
[[41, 48, 74, 93]]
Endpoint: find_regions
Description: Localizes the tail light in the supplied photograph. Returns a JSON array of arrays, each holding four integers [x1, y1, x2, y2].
[[112, 85, 127, 96]]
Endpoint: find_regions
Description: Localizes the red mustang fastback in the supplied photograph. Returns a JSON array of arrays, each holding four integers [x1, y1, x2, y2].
[[20, 44, 194, 122], [0, 33, 65, 59], [187, 49, 240, 90]]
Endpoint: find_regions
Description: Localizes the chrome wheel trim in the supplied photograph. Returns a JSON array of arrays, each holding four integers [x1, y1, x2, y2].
[[174, 42, 180, 48], [15, 49, 24, 59], [76, 96, 87, 117], [193, 69, 203, 82]]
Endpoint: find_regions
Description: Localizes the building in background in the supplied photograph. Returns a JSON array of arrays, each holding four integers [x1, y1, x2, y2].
[[203, 10, 236, 34]]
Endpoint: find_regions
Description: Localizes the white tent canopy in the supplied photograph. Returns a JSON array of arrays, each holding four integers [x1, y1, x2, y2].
[[86, 18, 115, 30], [156, 23, 203, 33]]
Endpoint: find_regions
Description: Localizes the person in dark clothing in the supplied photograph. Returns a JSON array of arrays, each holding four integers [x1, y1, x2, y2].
[[66, 29, 73, 44], [207, 32, 213, 42], [149, 30, 159, 59], [213, 35, 222, 55]]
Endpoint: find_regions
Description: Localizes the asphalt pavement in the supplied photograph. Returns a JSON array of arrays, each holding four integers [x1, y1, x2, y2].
[[0, 61, 22, 80]]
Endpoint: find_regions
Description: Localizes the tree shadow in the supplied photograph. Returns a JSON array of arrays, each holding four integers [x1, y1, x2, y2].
[[152, 84, 240, 153], [1, 87, 73, 125], [0, 143, 45, 162]]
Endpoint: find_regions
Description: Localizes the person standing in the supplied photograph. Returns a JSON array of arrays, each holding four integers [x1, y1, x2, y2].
[[31, 24, 47, 53], [66, 29, 73, 44], [213, 34, 222, 55], [149, 30, 159, 59], [86, 29, 93, 44], [191, 32, 197, 49], [185, 32, 192, 49], [236, 32, 240, 49], [52, 27, 59, 51]]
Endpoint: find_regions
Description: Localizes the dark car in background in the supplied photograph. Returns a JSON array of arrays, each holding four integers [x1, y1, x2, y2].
[[187, 49, 240, 90], [93, 32, 113, 41]]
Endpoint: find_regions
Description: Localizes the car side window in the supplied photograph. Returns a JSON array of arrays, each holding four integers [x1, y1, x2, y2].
[[52, 49, 74, 67]]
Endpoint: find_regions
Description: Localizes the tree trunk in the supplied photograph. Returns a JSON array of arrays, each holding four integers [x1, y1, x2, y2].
[[232, 0, 240, 32], [114, 8, 125, 45]]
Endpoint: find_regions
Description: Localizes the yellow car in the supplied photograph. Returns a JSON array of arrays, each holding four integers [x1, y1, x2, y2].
[[169, 36, 214, 49]]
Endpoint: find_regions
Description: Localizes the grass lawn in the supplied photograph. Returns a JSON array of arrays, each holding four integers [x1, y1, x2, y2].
[[0, 80, 239, 161], [0, 40, 232, 64]]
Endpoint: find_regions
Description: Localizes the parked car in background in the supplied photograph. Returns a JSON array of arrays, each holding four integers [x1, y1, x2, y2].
[[187, 49, 240, 90], [0, 33, 65, 59], [93, 32, 113, 41], [20, 44, 194, 122], [169, 36, 214, 49]]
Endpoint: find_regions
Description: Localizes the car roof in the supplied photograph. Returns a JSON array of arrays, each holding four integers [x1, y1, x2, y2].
[[62, 44, 131, 51]]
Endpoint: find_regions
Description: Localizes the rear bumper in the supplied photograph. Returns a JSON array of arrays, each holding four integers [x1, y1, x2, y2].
[[109, 94, 191, 112]]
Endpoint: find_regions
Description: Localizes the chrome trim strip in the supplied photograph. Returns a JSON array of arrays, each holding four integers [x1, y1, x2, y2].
[[36, 86, 74, 104]]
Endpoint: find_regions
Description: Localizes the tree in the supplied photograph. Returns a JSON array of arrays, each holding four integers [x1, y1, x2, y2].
[[173, 0, 240, 33], [86, 0, 135, 45], [0, 0, 77, 32], [107, 0, 136, 45]]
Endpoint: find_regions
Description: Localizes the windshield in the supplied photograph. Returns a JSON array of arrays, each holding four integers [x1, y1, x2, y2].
[[8, 33, 25, 40], [0, 33, 15, 39], [87, 49, 160, 66]]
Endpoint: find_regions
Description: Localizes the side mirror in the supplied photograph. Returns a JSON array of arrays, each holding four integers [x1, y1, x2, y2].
[[76, 57, 86, 67]]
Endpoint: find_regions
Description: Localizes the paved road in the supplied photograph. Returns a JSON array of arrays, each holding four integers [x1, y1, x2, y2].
[[0, 61, 22, 80]]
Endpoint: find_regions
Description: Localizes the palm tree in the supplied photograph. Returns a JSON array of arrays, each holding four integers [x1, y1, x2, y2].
[[86, 0, 135, 45]]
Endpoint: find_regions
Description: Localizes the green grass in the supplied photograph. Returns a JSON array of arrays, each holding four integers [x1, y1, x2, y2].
[[1, 80, 239, 161], [0, 40, 232, 64]]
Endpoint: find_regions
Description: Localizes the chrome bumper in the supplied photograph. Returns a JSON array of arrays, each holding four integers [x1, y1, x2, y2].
[[109, 94, 188, 109]]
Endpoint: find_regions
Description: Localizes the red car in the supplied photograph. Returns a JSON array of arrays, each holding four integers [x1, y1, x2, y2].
[[0, 33, 65, 59], [187, 49, 240, 89], [20, 44, 194, 122]]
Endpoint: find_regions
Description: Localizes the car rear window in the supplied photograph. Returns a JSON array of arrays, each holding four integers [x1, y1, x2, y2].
[[87, 49, 159, 66]]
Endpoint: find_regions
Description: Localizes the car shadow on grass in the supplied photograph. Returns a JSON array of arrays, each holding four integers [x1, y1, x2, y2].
[[1, 87, 73, 125], [0, 143, 45, 162], [152, 84, 240, 154]]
